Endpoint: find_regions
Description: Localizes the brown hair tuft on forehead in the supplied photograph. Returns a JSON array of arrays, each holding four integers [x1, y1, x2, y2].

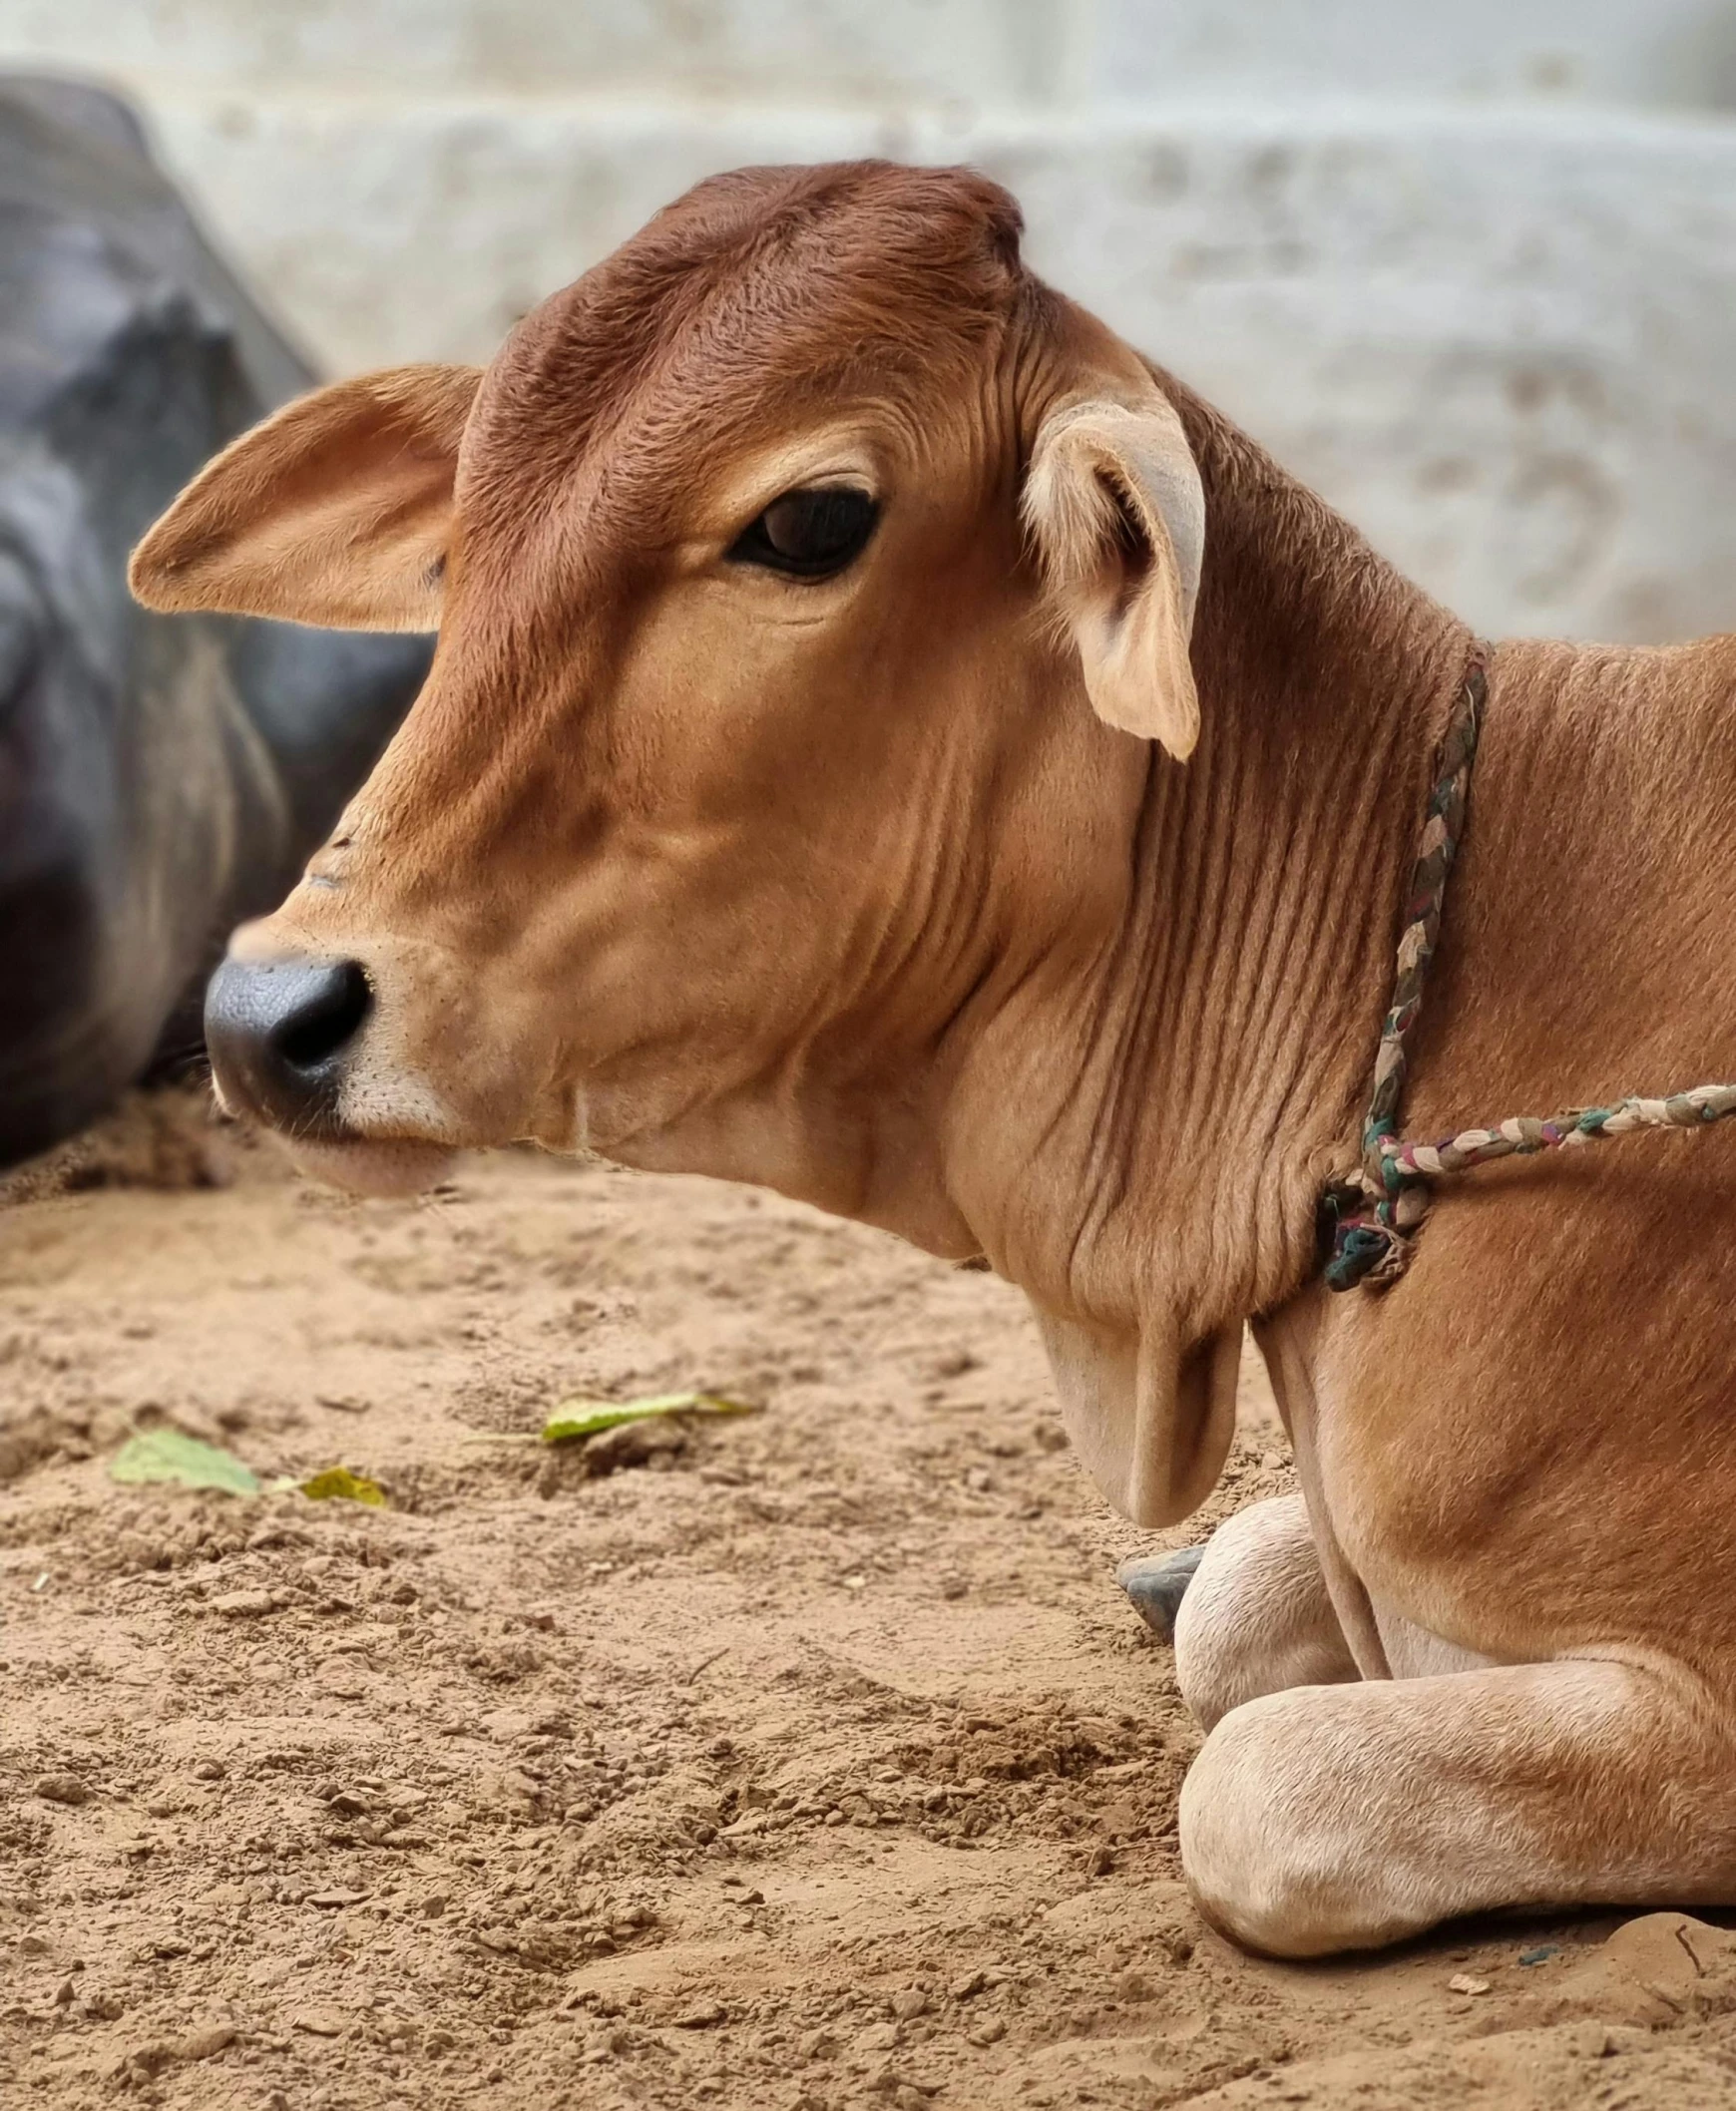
[[458, 162, 1031, 548], [651, 159, 1026, 274]]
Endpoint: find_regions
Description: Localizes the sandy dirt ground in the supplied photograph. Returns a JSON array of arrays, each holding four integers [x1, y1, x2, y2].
[[5, 1094, 1736, 2111]]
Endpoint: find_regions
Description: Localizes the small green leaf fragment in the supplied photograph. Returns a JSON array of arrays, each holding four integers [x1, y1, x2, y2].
[[541, 1392, 756, 1445], [299, 1467, 387, 1507], [110, 1429, 260, 1495]]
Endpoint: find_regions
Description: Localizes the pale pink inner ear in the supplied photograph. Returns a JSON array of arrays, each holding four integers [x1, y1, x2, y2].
[[129, 362, 483, 633], [1024, 395, 1204, 760]]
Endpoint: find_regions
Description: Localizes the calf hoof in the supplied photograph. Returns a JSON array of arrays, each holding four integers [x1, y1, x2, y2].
[[1116, 1543, 1205, 1642]]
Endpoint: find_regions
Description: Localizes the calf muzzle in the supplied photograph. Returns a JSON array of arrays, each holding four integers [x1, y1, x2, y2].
[[204, 954, 371, 1134]]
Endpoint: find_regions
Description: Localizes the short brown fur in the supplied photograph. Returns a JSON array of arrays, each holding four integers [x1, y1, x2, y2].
[[133, 162, 1736, 1956]]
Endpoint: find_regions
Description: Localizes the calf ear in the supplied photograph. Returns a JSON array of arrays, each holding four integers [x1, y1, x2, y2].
[[129, 364, 482, 632], [1023, 394, 1204, 759]]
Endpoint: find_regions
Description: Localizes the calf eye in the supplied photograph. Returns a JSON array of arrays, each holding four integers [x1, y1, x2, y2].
[[728, 486, 878, 580]]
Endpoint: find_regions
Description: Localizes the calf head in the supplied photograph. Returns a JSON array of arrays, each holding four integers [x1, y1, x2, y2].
[[133, 162, 1228, 1521]]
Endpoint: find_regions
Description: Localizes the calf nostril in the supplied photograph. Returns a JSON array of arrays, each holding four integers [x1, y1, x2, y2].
[[205, 953, 376, 1133], [271, 959, 372, 1073]]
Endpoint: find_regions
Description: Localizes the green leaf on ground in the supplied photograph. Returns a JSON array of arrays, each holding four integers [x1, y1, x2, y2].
[[110, 1429, 260, 1495], [298, 1466, 388, 1507], [541, 1392, 757, 1446]]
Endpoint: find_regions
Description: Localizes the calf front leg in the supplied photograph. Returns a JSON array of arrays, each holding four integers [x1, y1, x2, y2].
[[1181, 1656, 1736, 1956], [1138, 1493, 1358, 1730]]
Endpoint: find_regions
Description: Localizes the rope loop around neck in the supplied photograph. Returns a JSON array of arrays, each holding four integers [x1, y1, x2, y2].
[[1323, 645, 1736, 1291], [1324, 651, 1485, 1291]]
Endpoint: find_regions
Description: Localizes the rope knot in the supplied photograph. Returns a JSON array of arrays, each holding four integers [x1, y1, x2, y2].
[[1321, 1169, 1422, 1291], [1324, 1219, 1409, 1292]]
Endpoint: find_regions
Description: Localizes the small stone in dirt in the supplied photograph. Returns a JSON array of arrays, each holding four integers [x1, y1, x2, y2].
[[308, 1889, 369, 1907], [17, 1932, 49, 1954], [939, 1575, 968, 1600], [1447, 1973, 1491, 1996], [291, 2007, 346, 2036], [950, 1969, 986, 2001], [34, 1773, 90, 1806], [422, 1893, 450, 1916], [211, 1590, 275, 1618], [583, 1418, 687, 1477], [1086, 1845, 1115, 1878], [480, 1708, 535, 1741], [112, 2044, 175, 2083], [890, 1989, 931, 2021], [865, 2065, 937, 2101], [797, 2029, 839, 2060], [53, 1977, 75, 2006], [673, 1998, 726, 2028], [967, 2018, 1007, 2047], [191, 1759, 226, 1781], [174, 2023, 236, 2061]]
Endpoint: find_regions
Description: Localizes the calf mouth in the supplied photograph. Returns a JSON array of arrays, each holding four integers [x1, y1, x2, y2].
[[278, 1133, 459, 1198]]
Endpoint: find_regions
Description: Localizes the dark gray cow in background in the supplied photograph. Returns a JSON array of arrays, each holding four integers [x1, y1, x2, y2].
[[0, 76, 430, 1168]]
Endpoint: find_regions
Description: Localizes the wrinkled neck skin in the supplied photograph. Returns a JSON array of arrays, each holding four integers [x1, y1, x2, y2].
[[609, 379, 1470, 1523], [943, 381, 1471, 1523], [533, 377, 1469, 1526]]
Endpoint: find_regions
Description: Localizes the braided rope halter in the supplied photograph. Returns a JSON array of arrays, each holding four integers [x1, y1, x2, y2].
[[1323, 647, 1736, 1291]]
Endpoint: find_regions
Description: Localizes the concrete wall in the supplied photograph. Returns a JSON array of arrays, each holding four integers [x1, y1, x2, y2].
[[7, 1, 1736, 643], [11, 1, 1736, 111]]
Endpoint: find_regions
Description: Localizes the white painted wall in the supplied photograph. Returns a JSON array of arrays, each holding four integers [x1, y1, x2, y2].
[[7, 1, 1736, 642], [10, 1, 1736, 110]]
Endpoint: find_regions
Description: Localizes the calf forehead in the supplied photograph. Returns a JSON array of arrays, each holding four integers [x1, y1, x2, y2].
[[457, 162, 1030, 538]]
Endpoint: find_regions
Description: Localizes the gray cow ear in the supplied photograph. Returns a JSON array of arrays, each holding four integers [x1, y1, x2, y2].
[[1023, 393, 1204, 760], [130, 363, 481, 633]]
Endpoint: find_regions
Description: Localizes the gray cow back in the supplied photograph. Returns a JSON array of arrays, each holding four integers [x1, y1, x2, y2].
[[0, 77, 430, 1168]]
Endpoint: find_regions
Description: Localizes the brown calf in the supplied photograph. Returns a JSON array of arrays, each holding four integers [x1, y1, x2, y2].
[[131, 162, 1736, 1956]]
